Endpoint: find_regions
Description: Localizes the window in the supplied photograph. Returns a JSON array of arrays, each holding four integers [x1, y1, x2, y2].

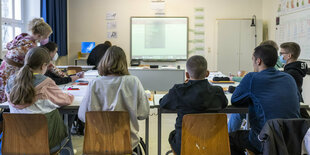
[[1, 0, 23, 50]]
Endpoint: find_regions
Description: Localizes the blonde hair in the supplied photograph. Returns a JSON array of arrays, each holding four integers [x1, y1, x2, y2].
[[98, 46, 129, 76], [28, 18, 52, 37], [9, 47, 51, 105], [259, 40, 279, 51]]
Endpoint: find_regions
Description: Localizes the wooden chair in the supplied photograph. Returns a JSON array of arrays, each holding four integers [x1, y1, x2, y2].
[[67, 66, 82, 75], [2, 113, 50, 155], [83, 111, 132, 155], [181, 113, 230, 155]]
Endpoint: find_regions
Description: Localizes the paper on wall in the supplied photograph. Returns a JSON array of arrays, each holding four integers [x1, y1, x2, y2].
[[107, 21, 117, 29], [107, 32, 117, 38], [106, 12, 116, 20]]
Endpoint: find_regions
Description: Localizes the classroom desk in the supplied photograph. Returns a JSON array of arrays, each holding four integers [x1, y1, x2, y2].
[[74, 57, 88, 65], [56, 65, 95, 71], [153, 87, 310, 155], [0, 89, 154, 155]]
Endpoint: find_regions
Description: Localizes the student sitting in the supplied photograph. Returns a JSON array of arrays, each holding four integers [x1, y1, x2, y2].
[[280, 42, 308, 102], [229, 45, 300, 155], [41, 42, 83, 85], [280, 42, 309, 118], [78, 46, 149, 154], [5, 47, 74, 153], [87, 41, 112, 69], [228, 40, 282, 133], [159, 55, 228, 155]]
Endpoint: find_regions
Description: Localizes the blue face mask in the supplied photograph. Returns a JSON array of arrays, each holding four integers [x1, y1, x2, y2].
[[279, 55, 287, 64]]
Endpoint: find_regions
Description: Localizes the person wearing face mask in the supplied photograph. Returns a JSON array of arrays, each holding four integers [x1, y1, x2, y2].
[[280, 42, 309, 118], [41, 42, 84, 85], [0, 18, 52, 103], [228, 40, 284, 133], [280, 42, 308, 101], [229, 45, 300, 155]]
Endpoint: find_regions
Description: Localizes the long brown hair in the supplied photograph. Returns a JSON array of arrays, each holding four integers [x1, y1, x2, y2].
[[98, 46, 129, 76], [9, 47, 51, 105]]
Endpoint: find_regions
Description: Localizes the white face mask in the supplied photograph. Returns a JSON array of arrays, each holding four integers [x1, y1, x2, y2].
[[53, 53, 59, 61]]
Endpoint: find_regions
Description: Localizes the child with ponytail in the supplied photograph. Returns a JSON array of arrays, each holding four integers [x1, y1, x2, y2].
[[5, 47, 74, 153], [0, 18, 53, 103]]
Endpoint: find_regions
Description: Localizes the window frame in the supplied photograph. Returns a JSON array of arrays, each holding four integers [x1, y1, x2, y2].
[[1, 0, 25, 50]]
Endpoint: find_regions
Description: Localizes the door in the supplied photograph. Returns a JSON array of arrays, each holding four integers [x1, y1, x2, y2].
[[217, 19, 255, 75]]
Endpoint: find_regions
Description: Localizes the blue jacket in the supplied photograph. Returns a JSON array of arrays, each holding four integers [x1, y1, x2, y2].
[[231, 67, 301, 151]]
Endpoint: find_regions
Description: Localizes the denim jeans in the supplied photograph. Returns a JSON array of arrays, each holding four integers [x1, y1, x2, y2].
[[228, 113, 246, 133]]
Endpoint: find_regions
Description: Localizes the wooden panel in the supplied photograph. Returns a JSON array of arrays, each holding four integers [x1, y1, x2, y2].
[[181, 114, 230, 155], [2, 113, 50, 155], [83, 111, 132, 154]]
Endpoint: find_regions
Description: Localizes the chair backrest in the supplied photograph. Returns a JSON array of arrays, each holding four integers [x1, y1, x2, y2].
[[83, 111, 132, 154], [2, 113, 50, 155], [67, 66, 82, 75], [181, 113, 230, 155]]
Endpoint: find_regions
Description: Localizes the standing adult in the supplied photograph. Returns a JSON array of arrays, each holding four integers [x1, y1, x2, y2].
[[0, 18, 52, 103]]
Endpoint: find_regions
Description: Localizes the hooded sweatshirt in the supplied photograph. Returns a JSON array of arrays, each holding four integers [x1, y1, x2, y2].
[[284, 61, 308, 97], [159, 79, 228, 155]]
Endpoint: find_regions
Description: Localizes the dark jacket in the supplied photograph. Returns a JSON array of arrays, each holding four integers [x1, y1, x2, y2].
[[87, 43, 110, 69], [159, 79, 228, 155], [45, 70, 72, 85], [259, 119, 310, 155], [284, 61, 308, 101], [232, 68, 301, 152]]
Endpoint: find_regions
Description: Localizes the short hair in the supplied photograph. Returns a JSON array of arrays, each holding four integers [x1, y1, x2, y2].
[[98, 46, 129, 76], [253, 45, 278, 68], [41, 42, 58, 53], [259, 40, 279, 51], [186, 55, 208, 79], [280, 42, 301, 60]]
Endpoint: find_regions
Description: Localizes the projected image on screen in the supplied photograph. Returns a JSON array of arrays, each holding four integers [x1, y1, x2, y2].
[[145, 22, 166, 48], [131, 17, 188, 60]]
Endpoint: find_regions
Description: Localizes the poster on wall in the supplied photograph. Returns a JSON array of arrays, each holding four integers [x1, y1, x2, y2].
[[106, 12, 117, 20], [193, 8, 205, 56], [107, 32, 117, 39], [278, 0, 310, 15], [150, 0, 165, 15], [107, 21, 117, 29]]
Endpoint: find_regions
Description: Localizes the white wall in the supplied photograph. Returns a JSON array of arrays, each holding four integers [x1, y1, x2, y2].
[[68, 0, 263, 70], [262, 0, 278, 40]]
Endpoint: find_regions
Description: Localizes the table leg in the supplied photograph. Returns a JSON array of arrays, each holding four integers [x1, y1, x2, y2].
[[145, 116, 149, 155], [246, 113, 250, 129], [158, 108, 162, 155], [64, 113, 68, 127]]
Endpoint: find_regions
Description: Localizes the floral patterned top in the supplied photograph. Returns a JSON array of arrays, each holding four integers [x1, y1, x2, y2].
[[0, 33, 37, 103]]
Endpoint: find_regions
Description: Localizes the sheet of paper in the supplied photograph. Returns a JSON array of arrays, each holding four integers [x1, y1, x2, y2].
[[154, 94, 166, 106], [107, 32, 117, 38], [106, 12, 116, 20], [107, 21, 117, 29]]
